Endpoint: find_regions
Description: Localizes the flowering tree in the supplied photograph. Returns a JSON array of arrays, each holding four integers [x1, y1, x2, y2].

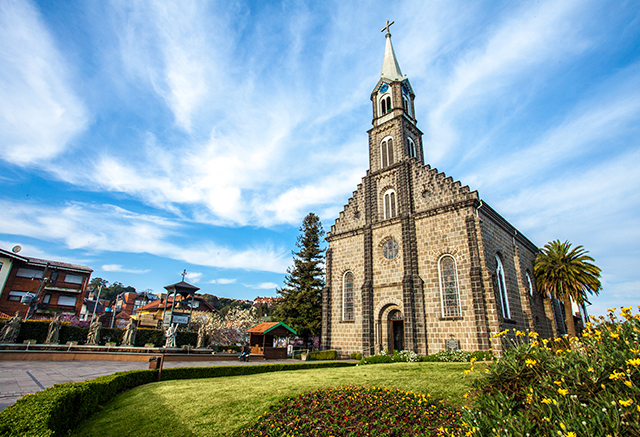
[[191, 308, 258, 346]]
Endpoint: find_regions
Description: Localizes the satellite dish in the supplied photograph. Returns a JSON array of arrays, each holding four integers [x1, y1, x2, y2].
[[11, 245, 22, 254]]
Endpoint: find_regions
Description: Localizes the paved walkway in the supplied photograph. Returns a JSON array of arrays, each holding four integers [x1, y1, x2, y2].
[[0, 358, 296, 411]]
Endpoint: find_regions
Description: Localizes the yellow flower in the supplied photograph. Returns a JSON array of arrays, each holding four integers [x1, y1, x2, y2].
[[631, 348, 640, 354], [624, 380, 633, 388], [611, 333, 619, 339], [626, 358, 640, 366], [516, 330, 525, 337], [609, 371, 625, 380], [607, 308, 616, 313], [619, 399, 633, 407], [529, 331, 539, 338], [566, 432, 576, 437], [558, 388, 569, 396], [541, 398, 555, 404], [554, 380, 562, 385], [525, 358, 537, 367], [588, 367, 594, 372]]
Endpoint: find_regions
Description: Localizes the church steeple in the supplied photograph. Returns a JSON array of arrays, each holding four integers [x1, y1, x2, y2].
[[380, 21, 404, 81], [368, 22, 424, 173]]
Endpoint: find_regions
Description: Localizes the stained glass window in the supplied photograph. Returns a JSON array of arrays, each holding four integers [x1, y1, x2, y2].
[[496, 255, 510, 319], [383, 240, 399, 260], [343, 271, 354, 321], [439, 255, 461, 317]]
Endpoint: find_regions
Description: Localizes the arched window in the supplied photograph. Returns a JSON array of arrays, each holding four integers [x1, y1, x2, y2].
[[407, 137, 416, 158], [380, 95, 392, 115], [402, 95, 410, 116], [496, 255, 510, 319], [439, 255, 461, 317], [525, 271, 533, 296], [381, 138, 394, 168], [343, 271, 354, 321], [383, 189, 397, 219]]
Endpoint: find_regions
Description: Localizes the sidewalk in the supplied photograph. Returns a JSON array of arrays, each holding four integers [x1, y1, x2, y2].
[[0, 358, 296, 411]]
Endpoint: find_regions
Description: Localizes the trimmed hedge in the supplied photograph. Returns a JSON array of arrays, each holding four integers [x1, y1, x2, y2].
[[0, 362, 355, 436], [0, 370, 157, 437], [1, 320, 199, 347]]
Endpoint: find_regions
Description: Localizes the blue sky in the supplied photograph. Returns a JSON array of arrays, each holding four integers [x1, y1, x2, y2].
[[1, 0, 639, 317]]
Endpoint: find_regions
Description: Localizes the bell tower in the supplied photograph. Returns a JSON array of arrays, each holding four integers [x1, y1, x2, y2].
[[368, 21, 424, 173]]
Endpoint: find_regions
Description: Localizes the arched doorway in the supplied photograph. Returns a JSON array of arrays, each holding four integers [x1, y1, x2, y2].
[[388, 309, 404, 352]]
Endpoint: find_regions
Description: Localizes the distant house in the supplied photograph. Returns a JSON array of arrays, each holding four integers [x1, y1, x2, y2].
[[135, 294, 216, 328], [0, 248, 92, 317], [79, 298, 109, 321], [252, 296, 281, 307]]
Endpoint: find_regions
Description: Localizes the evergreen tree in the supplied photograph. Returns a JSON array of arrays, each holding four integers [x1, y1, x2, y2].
[[274, 213, 325, 346]]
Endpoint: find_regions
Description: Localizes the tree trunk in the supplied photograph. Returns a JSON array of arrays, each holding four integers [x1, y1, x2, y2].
[[563, 294, 577, 337]]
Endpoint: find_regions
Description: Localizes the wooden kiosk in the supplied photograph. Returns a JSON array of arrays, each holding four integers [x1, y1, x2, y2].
[[246, 322, 296, 359]]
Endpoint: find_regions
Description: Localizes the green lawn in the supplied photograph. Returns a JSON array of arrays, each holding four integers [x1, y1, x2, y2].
[[72, 362, 475, 437]]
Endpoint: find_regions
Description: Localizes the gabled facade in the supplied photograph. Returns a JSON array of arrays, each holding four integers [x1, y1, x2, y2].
[[0, 248, 92, 317], [322, 26, 557, 358]]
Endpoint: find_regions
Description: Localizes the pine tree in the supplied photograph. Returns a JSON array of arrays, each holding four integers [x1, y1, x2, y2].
[[274, 213, 325, 347]]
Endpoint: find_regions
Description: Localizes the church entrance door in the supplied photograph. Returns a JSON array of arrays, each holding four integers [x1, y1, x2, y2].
[[392, 320, 404, 352]]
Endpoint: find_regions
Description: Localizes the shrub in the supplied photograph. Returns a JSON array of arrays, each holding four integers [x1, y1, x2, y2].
[[350, 352, 363, 360], [307, 350, 337, 360], [358, 349, 419, 365], [459, 307, 640, 436]]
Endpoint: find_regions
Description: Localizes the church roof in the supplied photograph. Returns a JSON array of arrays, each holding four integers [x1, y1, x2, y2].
[[381, 32, 403, 81]]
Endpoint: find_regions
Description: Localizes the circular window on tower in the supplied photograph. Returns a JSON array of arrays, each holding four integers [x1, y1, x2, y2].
[[382, 239, 400, 260]]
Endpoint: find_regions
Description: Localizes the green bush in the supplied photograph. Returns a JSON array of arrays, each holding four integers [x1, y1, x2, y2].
[[217, 344, 241, 352], [459, 307, 640, 436], [307, 350, 337, 360], [349, 352, 363, 360], [359, 349, 420, 365]]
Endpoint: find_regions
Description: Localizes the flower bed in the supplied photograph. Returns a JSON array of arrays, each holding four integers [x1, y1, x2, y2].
[[240, 386, 462, 436]]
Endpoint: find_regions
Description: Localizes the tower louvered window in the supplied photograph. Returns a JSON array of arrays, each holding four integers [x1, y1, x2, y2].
[[343, 271, 354, 321], [439, 255, 461, 317], [407, 137, 416, 158], [381, 138, 394, 168], [384, 190, 397, 219], [381, 95, 392, 115]]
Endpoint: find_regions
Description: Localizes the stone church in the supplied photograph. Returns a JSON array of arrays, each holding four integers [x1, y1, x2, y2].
[[321, 24, 559, 357]]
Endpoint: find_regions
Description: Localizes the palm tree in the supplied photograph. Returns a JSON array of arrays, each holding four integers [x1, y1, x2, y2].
[[534, 240, 602, 337]]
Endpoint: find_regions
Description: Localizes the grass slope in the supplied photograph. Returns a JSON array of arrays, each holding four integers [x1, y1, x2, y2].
[[73, 362, 474, 437]]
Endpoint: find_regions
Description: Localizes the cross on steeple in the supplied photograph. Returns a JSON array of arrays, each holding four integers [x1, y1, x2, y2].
[[181, 269, 187, 281], [381, 20, 394, 36]]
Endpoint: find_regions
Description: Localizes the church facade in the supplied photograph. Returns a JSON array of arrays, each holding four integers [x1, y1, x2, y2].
[[321, 26, 558, 357]]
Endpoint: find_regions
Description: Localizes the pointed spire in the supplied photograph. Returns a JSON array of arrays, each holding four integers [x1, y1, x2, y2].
[[380, 21, 403, 81]]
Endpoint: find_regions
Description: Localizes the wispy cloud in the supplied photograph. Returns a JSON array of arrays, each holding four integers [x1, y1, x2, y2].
[[102, 264, 151, 274], [209, 278, 237, 285], [243, 282, 279, 290], [0, 201, 289, 273], [424, 0, 590, 162], [184, 271, 202, 283], [0, 0, 88, 165]]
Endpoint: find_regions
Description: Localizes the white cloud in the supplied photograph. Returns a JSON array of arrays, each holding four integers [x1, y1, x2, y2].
[[243, 282, 279, 290], [102, 264, 151, 274], [424, 0, 590, 161], [0, 201, 289, 273], [209, 278, 237, 285], [184, 271, 202, 283], [0, 0, 88, 165]]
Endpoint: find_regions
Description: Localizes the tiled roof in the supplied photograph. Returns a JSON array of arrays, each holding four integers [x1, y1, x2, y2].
[[246, 322, 296, 335]]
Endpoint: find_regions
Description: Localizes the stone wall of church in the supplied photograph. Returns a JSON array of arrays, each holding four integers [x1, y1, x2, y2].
[[326, 232, 365, 356], [331, 184, 366, 235], [513, 240, 556, 339], [478, 209, 530, 337], [414, 207, 487, 353]]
